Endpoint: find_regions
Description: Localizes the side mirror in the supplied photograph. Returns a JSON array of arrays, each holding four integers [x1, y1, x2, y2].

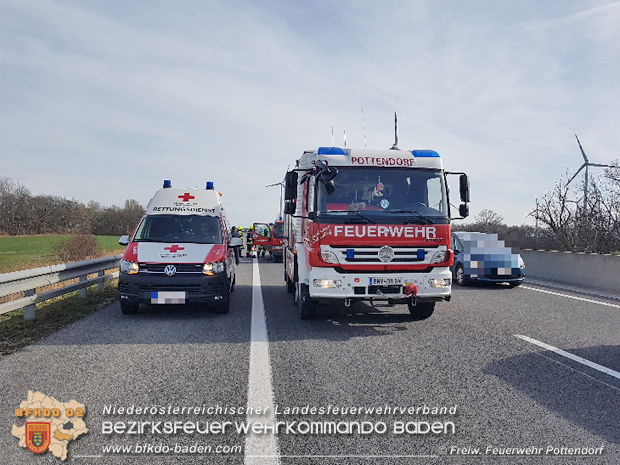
[[229, 237, 243, 247], [459, 174, 470, 203], [308, 212, 315, 221], [459, 204, 469, 218], [323, 180, 336, 195], [284, 200, 296, 215], [284, 171, 298, 200], [119, 235, 130, 246]]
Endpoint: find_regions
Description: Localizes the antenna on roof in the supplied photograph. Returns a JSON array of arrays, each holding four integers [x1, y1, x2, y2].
[[390, 111, 400, 150], [331, 126, 334, 147], [344, 131, 347, 147], [362, 107, 367, 148]]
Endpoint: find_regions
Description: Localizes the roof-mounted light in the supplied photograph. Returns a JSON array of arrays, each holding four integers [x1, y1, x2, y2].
[[206, 182, 214, 190], [411, 150, 440, 158], [317, 147, 346, 155], [163, 180, 172, 188]]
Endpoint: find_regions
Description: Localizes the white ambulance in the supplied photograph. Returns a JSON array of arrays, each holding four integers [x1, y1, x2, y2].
[[118, 180, 237, 314]]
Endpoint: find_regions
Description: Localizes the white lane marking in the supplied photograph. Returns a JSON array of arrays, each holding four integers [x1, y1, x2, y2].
[[515, 335, 620, 380], [245, 259, 280, 465], [522, 286, 620, 308]]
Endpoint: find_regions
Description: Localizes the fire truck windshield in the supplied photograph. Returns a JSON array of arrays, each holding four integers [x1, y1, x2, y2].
[[316, 168, 448, 223], [133, 214, 223, 244]]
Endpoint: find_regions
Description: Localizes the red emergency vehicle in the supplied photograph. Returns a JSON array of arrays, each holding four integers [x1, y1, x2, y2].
[[282, 147, 469, 319]]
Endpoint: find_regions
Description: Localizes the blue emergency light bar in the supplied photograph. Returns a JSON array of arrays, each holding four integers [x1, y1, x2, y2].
[[317, 147, 346, 155], [163, 180, 172, 188], [411, 150, 440, 158], [206, 182, 214, 190]]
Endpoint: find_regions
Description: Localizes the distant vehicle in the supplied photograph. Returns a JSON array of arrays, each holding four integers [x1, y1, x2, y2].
[[451, 232, 525, 287], [251, 220, 284, 262]]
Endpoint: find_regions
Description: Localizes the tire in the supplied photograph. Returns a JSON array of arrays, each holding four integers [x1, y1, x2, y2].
[[230, 274, 236, 292], [120, 301, 139, 315], [408, 301, 435, 320], [455, 264, 469, 286], [214, 287, 231, 314], [297, 283, 316, 319]]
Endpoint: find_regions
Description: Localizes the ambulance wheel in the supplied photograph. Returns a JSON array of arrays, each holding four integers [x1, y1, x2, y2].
[[297, 283, 317, 319], [214, 294, 230, 314], [120, 301, 139, 315], [408, 301, 435, 320], [455, 265, 469, 286]]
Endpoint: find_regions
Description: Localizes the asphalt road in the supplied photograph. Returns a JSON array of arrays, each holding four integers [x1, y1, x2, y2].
[[1, 256, 618, 464]]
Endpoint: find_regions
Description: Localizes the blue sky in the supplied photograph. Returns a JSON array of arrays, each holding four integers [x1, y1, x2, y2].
[[2, 0, 619, 227]]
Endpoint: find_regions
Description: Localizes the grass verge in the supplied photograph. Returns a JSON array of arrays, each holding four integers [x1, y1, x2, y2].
[[0, 279, 118, 358]]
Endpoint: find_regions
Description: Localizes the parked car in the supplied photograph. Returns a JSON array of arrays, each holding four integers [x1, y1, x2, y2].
[[451, 232, 525, 287]]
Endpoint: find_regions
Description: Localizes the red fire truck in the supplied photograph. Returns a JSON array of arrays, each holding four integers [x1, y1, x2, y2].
[[282, 146, 469, 319], [252, 219, 284, 262]]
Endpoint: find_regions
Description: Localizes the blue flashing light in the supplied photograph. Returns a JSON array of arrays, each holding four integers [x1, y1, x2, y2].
[[163, 180, 172, 188], [206, 181, 214, 190], [411, 150, 440, 158], [317, 147, 346, 155], [417, 249, 426, 259], [346, 249, 355, 259]]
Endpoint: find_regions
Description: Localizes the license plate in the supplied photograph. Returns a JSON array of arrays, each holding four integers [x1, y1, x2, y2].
[[151, 291, 186, 304], [369, 277, 403, 286]]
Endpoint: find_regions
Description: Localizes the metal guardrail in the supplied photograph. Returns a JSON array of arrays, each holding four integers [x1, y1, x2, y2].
[[0, 255, 122, 319]]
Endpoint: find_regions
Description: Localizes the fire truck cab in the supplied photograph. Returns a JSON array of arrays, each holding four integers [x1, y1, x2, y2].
[[283, 147, 469, 319], [118, 180, 237, 315]]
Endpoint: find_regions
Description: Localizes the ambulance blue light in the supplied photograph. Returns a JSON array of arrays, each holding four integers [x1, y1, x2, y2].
[[411, 150, 440, 158], [318, 147, 346, 155], [206, 182, 214, 190], [346, 249, 355, 259], [163, 180, 172, 188], [417, 249, 426, 259]]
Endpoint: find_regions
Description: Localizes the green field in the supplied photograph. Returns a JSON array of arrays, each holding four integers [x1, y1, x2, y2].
[[0, 235, 126, 274]]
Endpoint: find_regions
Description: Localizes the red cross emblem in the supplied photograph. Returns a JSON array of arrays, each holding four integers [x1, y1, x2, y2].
[[165, 245, 185, 253], [178, 193, 195, 202]]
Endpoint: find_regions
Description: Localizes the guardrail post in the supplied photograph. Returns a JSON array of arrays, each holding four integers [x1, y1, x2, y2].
[[97, 271, 104, 292], [24, 289, 36, 320], [79, 275, 87, 298]]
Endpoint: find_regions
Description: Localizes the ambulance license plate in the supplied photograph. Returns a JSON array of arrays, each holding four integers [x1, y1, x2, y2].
[[151, 291, 186, 304], [369, 277, 403, 286]]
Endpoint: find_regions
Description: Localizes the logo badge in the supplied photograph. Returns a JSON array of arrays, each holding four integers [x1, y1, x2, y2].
[[25, 422, 51, 454], [378, 245, 394, 263], [164, 265, 177, 276], [380, 199, 390, 209]]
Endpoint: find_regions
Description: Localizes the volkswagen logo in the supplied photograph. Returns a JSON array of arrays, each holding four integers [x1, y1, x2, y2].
[[378, 245, 394, 263], [164, 265, 177, 276]]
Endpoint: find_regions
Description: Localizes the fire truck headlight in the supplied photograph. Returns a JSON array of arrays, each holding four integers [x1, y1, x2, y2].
[[428, 278, 451, 288], [203, 262, 225, 275], [429, 251, 447, 264], [313, 279, 342, 289], [518, 256, 525, 269], [320, 251, 340, 264], [120, 260, 139, 275]]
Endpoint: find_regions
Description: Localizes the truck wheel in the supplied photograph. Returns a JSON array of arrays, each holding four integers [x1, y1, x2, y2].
[[286, 273, 295, 293], [298, 283, 317, 319], [408, 301, 435, 320], [120, 301, 139, 315], [455, 265, 469, 286]]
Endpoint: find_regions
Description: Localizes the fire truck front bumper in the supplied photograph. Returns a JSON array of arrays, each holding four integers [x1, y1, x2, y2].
[[306, 267, 451, 303]]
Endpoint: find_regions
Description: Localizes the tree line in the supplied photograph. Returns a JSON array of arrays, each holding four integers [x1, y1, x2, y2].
[[0, 177, 144, 236], [455, 158, 620, 254]]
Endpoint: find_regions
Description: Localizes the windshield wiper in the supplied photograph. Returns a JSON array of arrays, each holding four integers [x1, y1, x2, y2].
[[386, 210, 436, 224], [322, 210, 376, 224]]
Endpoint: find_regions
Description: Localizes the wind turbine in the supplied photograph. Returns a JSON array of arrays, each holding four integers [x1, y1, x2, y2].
[[565, 134, 609, 217]]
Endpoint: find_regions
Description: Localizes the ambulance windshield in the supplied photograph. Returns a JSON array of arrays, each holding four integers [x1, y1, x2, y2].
[[133, 215, 223, 244], [316, 168, 448, 222]]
